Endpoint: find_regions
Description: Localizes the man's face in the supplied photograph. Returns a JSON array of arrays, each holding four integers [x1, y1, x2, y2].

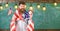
[[19, 4, 26, 13]]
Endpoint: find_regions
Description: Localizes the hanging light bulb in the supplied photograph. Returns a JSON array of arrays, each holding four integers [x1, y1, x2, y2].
[[42, 6, 46, 11], [29, 6, 33, 10], [5, 3, 8, 7], [54, 2, 57, 6], [0, 6, 1, 9], [1, 6, 3, 10], [14, 4, 18, 9], [0, 5, 3, 10], [37, 4, 40, 9]]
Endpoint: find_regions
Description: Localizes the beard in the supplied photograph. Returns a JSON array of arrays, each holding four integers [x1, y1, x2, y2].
[[20, 9, 25, 13]]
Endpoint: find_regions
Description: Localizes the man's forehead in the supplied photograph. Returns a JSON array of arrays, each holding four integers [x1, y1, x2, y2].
[[20, 4, 25, 6]]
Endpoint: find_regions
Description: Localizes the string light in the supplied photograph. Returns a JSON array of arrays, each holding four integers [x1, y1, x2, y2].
[[5, 3, 8, 7], [29, 4, 33, 10], [42, 6, 46, 11], [54, 2, 57, 6], [0, 5, 3, 10], [14, 4, 18, 9], [29, 6, 33, 10], [37, 4, 40, 9]]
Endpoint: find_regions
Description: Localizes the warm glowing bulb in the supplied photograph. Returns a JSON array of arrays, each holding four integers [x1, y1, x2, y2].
[[43, 6, 46, 11], [37, 5, 40, 8], [54, 2, 57, 6], [29, 6, 33, 10], [15, 5, 18, 9], [5, 4, 8, 7], [0, 6, 3, 10]]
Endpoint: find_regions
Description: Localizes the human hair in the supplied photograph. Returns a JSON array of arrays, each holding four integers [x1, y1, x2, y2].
[[19, 1, 25, 5]]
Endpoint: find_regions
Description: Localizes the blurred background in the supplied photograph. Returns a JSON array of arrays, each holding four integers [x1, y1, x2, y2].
[[0, 0, 60, 31]]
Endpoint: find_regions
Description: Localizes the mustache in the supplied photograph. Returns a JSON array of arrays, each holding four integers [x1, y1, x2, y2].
[[20, 8, 25, 10]]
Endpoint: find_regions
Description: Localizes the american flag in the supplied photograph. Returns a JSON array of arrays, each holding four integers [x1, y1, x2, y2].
[[27, 19, 34, 31], [27, 10, 34, 31], [10, 8, 34, 31]]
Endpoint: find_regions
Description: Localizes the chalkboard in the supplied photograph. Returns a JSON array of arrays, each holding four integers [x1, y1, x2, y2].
[[0, 3, 60, 29]]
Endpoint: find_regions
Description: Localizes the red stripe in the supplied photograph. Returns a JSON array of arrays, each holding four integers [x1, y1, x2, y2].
[[27, 28, 30, 31], [15, 17, 17, 21], [14, 13, 19, 18], [10, 23, 15, 28], [29, 24, 34, 31], [12, 27, 16, 31], [18, 11, 23, 20]]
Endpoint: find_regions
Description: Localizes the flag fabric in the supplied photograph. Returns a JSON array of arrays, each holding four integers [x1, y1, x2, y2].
[[10, 8, 23, 31], [10, 8, 34, 31], [8, 8, 12, 15], [27, 10, 34, 31], [27, 19, 34, 31]]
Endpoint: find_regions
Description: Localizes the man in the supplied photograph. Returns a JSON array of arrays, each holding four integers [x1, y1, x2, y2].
[[15, 1, 29, 31], [10, 1, 29, 31], [10, 1, 34, 31]]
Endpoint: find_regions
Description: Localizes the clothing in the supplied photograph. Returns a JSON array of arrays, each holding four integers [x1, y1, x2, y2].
[[10, 8, 29, 31], [16, 20, 27, 31], [16, 13, 29, 31]]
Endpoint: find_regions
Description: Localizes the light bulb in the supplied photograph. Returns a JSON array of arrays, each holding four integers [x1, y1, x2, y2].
[[29, 6, 33, 10], [54, 2, 57, 6], [42, 6, 46, 11], [0, 6, 3, 10], [14, 5, 18, 9], [37, 5, 40, 8], [5, 3, 8, 7]]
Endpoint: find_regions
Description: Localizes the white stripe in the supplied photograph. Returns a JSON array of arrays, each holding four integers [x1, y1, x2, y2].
[[11, 15, 17, 22], [13, 14, 16, 18], [17, 18, 20, 21], [12, 14, 16, 19], [27, 25, 32, 31], [10, 25, 15, 31], [10, 21, 14, 25], [28, 20, 34, 28], [15, 10, 20, 16], [15, 10, 22, 19]]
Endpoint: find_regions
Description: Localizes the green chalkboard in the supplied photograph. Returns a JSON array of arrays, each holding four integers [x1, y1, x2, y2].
[[0, 3, 60, 29]]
